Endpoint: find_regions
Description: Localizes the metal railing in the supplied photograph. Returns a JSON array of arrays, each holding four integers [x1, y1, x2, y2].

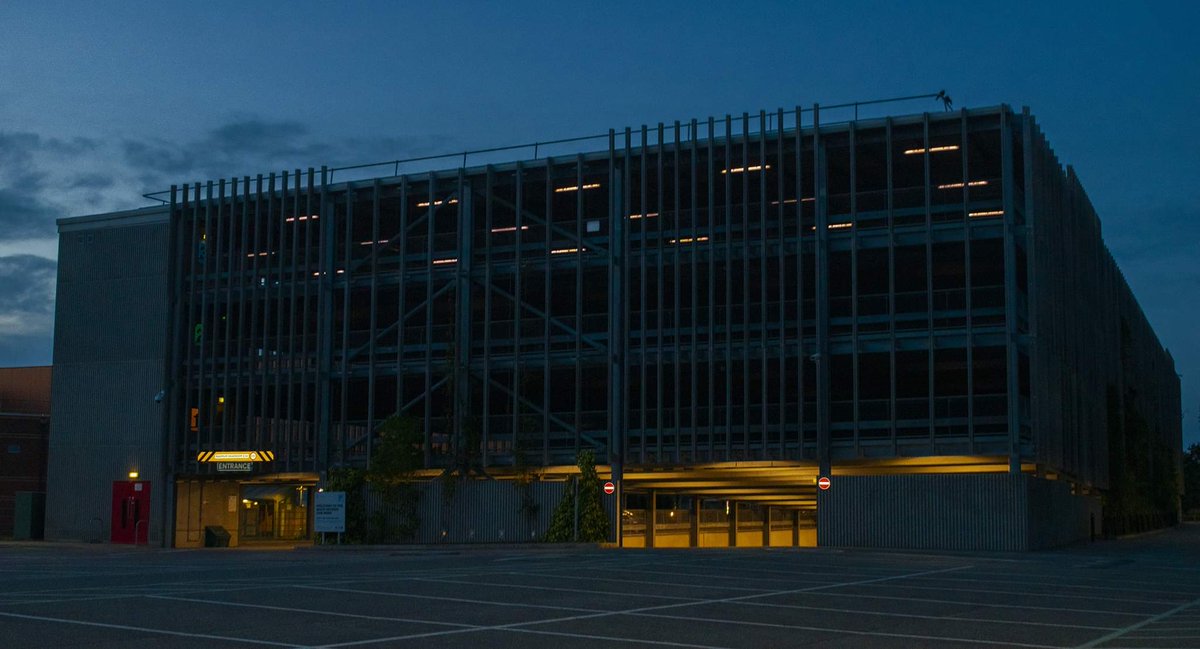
[[142, 92, 948, 204]]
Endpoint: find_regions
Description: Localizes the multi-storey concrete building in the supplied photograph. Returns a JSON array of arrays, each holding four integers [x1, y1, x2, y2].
[[47, 102, 1182, 550]]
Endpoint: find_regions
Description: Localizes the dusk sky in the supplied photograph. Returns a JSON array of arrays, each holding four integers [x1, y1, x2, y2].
[[1, 1, 1196, 447]]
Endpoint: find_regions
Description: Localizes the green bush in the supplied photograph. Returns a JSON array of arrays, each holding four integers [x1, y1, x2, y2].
[[544, 450, 610, 542]]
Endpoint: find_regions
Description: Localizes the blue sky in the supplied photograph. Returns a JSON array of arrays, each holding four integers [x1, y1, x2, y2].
[[1, 0, 1196, 446]]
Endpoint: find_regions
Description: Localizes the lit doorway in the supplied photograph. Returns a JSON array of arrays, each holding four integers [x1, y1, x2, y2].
[[238, 484, 311, 542]]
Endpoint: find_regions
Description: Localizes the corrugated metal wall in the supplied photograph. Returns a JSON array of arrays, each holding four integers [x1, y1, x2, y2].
[[361, 479, 617, 544], [819, 474, 1028, 551], [47, 214, 171, 543], [818, 473, 1099, 551]]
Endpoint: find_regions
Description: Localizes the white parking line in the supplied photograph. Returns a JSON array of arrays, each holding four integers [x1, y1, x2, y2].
[[626, 610, 1063, 648], [306, 564, 976, 648], [781, 589, 1152, 616], [150, 595, 477, 628], [840, 581, 1185, 605], [1074, 597, 1200, 648], [505, 570, 777, 593], [732, 599, 1119, 630], [0, 610, 301, 647], [295, 584, 606, 613], [407, 576, 708, 601]]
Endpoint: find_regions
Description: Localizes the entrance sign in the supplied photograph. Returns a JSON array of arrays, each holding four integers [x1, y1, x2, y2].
[[603, 481, 615, 495], [818, 476, 831, 490], [216, 462, 253, 473], [314, 491, 347, 533]]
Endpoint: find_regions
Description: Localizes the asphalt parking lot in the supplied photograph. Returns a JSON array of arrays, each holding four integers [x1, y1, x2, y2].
[[2, 525, 1199, 648]]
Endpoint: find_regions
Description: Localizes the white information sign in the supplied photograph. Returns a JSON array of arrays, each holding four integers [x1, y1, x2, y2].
[[314, 491, 347, 533]]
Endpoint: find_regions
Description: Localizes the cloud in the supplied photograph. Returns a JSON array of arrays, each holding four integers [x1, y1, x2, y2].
[[66, 172, 115, 190], [121, 117, 447, 193], [0, 254, 56, 338]]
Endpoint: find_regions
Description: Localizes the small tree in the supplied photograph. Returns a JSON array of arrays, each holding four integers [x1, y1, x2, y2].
[[544, 450, 610, 542], [1183, 443, 1200, 518], [366, 414, 425, 541], [324, 467, 367, 543]]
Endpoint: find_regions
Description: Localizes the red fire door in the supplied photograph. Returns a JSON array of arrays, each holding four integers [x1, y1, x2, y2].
[[111, 481, 151, 544]]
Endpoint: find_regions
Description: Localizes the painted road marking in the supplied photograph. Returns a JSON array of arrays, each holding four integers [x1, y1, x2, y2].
[[1074, 597, 1200, 648], [304, 564, 978, 648], [150, 595, 477, 628], [0, 610, 302, 647]]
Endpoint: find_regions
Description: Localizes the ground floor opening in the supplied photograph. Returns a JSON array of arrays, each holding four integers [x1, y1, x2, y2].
[[173, 473, 319, 548]]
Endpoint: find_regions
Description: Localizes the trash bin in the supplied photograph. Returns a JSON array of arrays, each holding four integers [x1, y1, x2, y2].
[[204, 525, 231, 547]]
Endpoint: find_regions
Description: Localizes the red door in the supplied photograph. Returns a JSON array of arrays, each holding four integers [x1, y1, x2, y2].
[[111, 481, 151, 544]]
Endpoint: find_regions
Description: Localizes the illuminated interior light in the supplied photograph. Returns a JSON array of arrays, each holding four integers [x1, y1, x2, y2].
[[769, 198, 816, 205], [721, 164, 771, 174], [490, 226, 530, 233], [628, 212, 659, 219], [217, 396, 225, 404], [903, 145, 960, 155], [285, 215, 318, 222], [670, 236, 710, 244], [550, 247, 585, 255], [937, 180, 989, 189], [554, 183, 601, 193], [969, 210, 1004, 218], [246, 252, 273, 258], [827, 223, 853, 230], [310, 269, 347, 276], [416, 198, 459, 208], [358, 239, 390, 246], [432, 257, 458, 265]]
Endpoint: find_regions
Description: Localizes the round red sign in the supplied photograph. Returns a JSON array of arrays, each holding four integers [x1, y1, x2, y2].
[[818, 476, 831, 490], [603, 481, 615, 495]]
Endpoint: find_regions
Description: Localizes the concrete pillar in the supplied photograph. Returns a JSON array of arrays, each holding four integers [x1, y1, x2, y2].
[[689, 497, 700, 547], [647, 490, 656, 548], [762, 506, 772, 547], [728, 500, 738, 547]]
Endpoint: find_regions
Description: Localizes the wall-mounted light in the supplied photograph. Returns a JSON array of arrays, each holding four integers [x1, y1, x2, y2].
[[554, 183, 601, 193], [417, 198, 458, 208], [490, 226, 530, 233], [285, 215, 318, 222], [432, 258, 458, 265], [937, 180, 989, 190], [903, 145, 959, 155], [628, 212, 659, 219], [722, 165, 770, 174], [969, 210, 1004, 218], [550, 247, 585, 255], [128, 471, 139, 480], [827, 223, 853, 230]]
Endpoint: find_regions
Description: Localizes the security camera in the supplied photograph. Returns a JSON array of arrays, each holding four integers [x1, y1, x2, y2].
[[153, 390, 166, 403]]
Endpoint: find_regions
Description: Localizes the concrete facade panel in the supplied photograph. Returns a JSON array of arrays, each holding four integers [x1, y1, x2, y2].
[[47, 216, 170, 544]]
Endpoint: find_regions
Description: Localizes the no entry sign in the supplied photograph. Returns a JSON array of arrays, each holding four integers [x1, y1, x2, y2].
[[603, 481, 615, 495], [818, 476, 831, 490]]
